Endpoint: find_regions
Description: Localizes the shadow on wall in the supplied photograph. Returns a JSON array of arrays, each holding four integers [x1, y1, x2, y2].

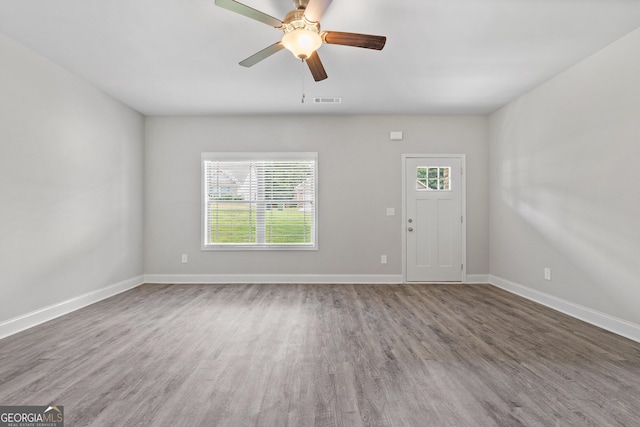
[[494, 102, 640, 322]]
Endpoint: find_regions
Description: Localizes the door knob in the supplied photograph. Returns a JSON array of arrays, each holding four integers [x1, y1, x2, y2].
[[408, 227, 413, 232], [408, 218, 413, 223]]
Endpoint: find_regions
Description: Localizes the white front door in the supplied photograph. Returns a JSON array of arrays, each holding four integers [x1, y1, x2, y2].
[[404, 155, 465, 282]]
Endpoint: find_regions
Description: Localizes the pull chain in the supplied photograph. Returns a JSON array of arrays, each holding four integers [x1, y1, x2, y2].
[[301, 58, 306, 104]]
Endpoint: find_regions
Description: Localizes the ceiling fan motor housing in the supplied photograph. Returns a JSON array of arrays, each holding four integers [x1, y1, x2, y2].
[[283, 10, 320, 31]]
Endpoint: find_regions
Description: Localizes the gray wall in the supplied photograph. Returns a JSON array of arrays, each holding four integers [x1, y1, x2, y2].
[[145, 115, 489, 278], [0, 33, 145, 323], [3, 19, 639, 335], [489, 28, 640, 325]]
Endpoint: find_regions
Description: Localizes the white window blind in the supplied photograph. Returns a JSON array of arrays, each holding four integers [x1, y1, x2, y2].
[[202, 152, 317, 249]]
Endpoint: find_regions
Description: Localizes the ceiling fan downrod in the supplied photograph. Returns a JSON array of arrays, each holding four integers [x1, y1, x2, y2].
[[293, 0, 309, 10]]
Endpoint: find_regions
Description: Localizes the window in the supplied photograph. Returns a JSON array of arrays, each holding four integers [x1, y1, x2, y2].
[[417, 166, 450, 191], [202, 152, 317, 250]]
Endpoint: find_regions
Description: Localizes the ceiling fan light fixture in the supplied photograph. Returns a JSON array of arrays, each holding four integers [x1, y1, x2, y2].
[[282, 28, 322, 59]]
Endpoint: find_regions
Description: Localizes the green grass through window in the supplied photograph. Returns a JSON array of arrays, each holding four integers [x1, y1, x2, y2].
[[209, 205, 312, 244]]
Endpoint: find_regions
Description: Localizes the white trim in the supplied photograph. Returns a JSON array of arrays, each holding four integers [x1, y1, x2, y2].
[[402, 154, 467, 283], [489, 275, 640, 344], [144, 274, 404, 285], [0, 275, 144, 340]]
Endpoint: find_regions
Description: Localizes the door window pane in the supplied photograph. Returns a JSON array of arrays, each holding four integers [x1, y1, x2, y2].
[[417, 167, 451, 191]]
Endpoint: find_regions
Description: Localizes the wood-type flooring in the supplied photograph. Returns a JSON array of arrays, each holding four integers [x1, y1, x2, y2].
[[1, 283, 640, 426]]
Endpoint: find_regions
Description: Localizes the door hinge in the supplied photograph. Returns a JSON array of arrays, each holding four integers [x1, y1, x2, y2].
[[461, 264, 464, 271], [461, 167, 464, 175], [461, 215, 464, 223]]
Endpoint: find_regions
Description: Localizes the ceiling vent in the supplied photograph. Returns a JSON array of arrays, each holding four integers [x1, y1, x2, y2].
[[313, 97, 342, 104]]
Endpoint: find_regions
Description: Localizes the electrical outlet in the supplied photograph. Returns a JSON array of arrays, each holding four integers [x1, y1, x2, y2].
[[544, 267, 551, 281], [182, 254, 188, 264], [381, 255, 388, 264]]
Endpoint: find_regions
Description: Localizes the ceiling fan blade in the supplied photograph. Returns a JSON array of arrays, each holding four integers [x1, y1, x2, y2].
[[214, 0, 283, 28], [322, 31, 387, 50], [303, 0, 333, 23], [306, 51, 328, 82], [239, 42, 285, 67]]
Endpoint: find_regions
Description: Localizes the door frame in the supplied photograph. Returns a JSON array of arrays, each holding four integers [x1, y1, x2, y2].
[[402, 154, 467, 283]]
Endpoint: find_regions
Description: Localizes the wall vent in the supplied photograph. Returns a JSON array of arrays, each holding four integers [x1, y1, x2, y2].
[[313, 97, 342, 104]]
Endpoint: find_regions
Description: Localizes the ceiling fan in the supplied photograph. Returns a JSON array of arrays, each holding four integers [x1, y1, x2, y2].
[[214, 0, 387, 82]]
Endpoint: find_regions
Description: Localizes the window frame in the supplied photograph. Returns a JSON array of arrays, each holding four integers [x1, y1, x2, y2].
[[201, 152, 318, 251]]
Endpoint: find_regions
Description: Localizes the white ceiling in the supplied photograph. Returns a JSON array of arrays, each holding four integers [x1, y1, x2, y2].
[[1, 0, 640, 116]]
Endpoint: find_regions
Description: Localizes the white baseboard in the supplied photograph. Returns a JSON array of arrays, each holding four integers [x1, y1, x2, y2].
[[489, 275, 640, 344], [144, 274, 404, 285], [145, 273, 490, 285], [0, 275, 144, 340]]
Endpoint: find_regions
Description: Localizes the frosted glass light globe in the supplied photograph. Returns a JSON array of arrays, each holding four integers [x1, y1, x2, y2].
[[282, 28, 322, 59]]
